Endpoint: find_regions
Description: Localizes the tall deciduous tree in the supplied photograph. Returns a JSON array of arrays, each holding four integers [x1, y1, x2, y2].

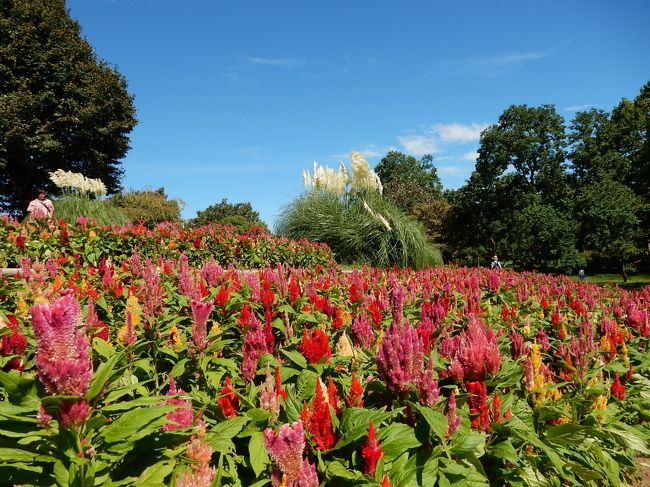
[[0, 0, 137, 215], [375, 151, 442, 213], [190, 198, 267, 231]]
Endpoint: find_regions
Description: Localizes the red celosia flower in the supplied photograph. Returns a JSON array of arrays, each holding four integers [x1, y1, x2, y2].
[[611, 374, 625, 401], [275, 366, 287, 400], [368, 300, 383, 327], [361, 421, 382, 475], [58, 400, 90, 431], [288, 277, 302, 304], [300, 327, 332, 364], [327, 376, 342, 415], [466, 381, 490, 432], [218, 376, 239, 418], [348, 283, 362, 304], [303, 380, 337, 451], [491, 392, 502, 423], [261, 280, 275, 311], [381, 474, 391, 487], [346, 372, 364, 407], [214, 284, 230, 308]]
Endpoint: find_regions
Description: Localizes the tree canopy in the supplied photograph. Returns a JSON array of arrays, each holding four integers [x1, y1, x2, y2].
[[190, 198, 267, 231], [0, 0, 137, 215], [107, 188, 184, 227]]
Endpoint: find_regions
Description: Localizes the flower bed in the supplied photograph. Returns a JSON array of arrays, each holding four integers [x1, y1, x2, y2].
[[0, 217, 332, 270], [1, 244, 649, 485]]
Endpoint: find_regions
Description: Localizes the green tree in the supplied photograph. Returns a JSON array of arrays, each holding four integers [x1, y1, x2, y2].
[[506, 199, 584, 274], [375, 151, 442, 213], [0, 0, 137, 215], [190, 198, 267, 231], [576, 179, 642, 281], [455, 105, 573, 267], [107, 188, 183, 227]]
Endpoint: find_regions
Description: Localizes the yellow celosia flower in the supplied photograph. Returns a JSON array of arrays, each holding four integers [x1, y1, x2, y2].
[[15, 297, 29, 319], [88, 230, 96, 240]]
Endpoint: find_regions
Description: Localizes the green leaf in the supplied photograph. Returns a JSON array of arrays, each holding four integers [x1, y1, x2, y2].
[[248, 431, 270, 477], [412, 402, 447, 440], [377, 423, 421, 462], [326, 461, 361, 480], [135, 459, 175, 485], [488, 441, 518, 462], [169, 358, 189, 379], [86, 351, 123, 401], [210, 416, 250, 440], [54, 460, 69, 487], [280, 349, 307, 369], [99, 405, 178, 444]]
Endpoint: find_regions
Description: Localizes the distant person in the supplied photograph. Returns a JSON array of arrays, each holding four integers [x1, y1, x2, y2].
[[490, 255, 502, 269], [27, 189, 54, 220], [579, 269, 585, 282]]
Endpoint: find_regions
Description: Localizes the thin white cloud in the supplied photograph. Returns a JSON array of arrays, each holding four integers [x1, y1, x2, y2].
[[438, 165, 465, 176], [397, 135, 441, 156], [433, 123, 488, 143], [460, 150, 479, 162], [398, 122, 488, 156], [563, 104, 599, 112], [246, 57, 306, 68], [438, 51, 548, 77]]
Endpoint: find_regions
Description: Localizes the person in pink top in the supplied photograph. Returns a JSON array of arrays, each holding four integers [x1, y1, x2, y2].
[[27, 189, 54, 220]]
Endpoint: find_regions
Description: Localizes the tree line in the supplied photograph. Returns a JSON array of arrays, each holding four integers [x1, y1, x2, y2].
[[376, 81, 650, 280]]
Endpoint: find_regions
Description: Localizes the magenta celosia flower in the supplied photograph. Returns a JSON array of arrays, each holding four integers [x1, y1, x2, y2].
[[389, 276, 405, 325], [418, 357, 440, 406], [351, 310, 375, 349], [31, 294, 92, 396], [163, 377, 194, 431], [178, 254, 201, 301], [445, 391, 461, 438], [201, 258, 223, 288], [241, 315, 268, 383], [190, 299, 214, 350], [442, 315, 501, 382], [58, 400, 90, 431], [140, 259, 164, 321], [45, 257, 58, 278], [376, 319, 424, 397], [264, 421, 306, 482]]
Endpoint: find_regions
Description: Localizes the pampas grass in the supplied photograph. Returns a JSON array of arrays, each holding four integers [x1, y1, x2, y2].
[[276, 190, 442, 269]]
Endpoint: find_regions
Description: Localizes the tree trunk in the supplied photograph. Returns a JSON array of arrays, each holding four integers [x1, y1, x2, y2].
[[620, 257, 628, 283]]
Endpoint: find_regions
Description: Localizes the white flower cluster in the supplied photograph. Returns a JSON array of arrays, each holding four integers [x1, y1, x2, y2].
[[302, 150, 383, 195], [49, 169, 107, 196], [302, 161, 350, 194]]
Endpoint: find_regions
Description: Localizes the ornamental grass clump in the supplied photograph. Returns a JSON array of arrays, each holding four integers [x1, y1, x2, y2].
[[276, 150, 442, 269], [49, 169, 128, 225]]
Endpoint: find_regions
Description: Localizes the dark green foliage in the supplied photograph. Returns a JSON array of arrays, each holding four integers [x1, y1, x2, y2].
[[107, 188, 184, 227], [275, 190, 442, 269], [0, 0, 137, 215], [55, 194, 128, 226], [190, 198, 268, 231], [375, 151, 442, 213]]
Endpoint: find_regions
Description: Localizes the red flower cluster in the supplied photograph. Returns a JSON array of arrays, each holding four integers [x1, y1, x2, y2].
[[346, 372, 364, 407], [361, 421, 382, 475], [300, 327, 331, 364], [218, 376, 239, 418], [301, 380, 337, 451], [611, 374, 625, 400]]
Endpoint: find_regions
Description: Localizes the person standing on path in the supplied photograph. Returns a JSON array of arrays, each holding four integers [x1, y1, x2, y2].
[[26, 189, 54, 220]]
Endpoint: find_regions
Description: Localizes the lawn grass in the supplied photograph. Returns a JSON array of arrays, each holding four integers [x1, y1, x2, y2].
[[585, 273, 650, 289]]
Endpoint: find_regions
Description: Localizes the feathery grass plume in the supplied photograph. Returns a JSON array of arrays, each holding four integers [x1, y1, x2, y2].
[[350, 150, 383, 194]]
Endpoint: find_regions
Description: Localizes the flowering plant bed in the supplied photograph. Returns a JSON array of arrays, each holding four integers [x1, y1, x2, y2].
[[1, 239, 649, 485]]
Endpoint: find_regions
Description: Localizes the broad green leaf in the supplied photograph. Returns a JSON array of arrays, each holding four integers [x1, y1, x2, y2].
[[412, 403, 447, 440], [326, 461, 361, 480], [280, 349, 307, 369], [54, 460, 69, 487], [248, 431, 269, 477], [169, 358, 189, 379], [135, 459, 175, 485], [210, 416, 250, 440], [377, 423, 421, 462], [86, 351, 123, 401], [99, 405, 177, 444]]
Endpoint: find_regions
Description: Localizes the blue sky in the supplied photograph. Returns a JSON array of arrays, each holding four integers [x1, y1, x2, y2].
[[67, 0, 650, 226]]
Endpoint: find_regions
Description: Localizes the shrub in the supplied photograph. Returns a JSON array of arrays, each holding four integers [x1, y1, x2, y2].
[[107, 188, 184, 227], [54, 193, 129, 226]]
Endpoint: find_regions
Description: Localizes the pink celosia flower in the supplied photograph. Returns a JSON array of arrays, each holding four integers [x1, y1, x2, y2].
[[37, 404, 52, 428], [58, 400, 90, 431], [442, 315, 501, 382], [264, 421, 306, 482], [351, 310, 375, 349], [177, 426, 215, 487], [31, 294, 92, 396], [445, 391, 461, 438], [376, 319, 424, 397], [295, 458, 319, 487], [163, 377, 193, 431], [190, 299, 214, 350], [418, 357, 440, 406], [140, 259, 164, 321], [259, 366, 281, 419]]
